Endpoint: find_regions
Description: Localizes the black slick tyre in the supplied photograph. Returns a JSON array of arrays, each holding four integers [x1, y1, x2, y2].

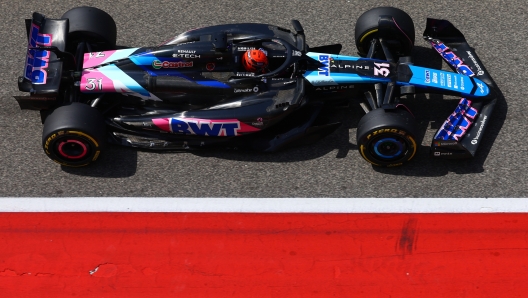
[[355, 7, 415, 57], [356, 108, 418, 167], [42, 103, 106, 167], [61, 6, 117, 51]]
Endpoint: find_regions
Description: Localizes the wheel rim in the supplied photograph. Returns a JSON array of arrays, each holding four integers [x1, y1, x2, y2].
[[371, 136, 406, 160], [57, 139, 89, 160]]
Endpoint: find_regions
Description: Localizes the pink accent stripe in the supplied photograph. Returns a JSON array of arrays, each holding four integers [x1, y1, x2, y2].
[[83, 50, 117, 68], [152, 118, 171, 132], [392, 17, 414, 47], [239, 122, 261, 132]]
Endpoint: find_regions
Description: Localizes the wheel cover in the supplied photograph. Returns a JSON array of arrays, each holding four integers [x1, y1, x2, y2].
[[56, 138, 89, 160], [360, 131, 417, 166], [372, 137, 404, 159]]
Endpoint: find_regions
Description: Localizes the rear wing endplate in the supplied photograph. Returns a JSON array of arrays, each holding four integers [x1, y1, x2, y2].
[[18, 12, 68, 95]]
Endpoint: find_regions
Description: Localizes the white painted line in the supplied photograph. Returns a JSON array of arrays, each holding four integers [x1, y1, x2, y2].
[[0, 197, 526, 213]]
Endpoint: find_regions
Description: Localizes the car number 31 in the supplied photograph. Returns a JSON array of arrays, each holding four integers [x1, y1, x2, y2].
[[85, 78, 103, 91], [374, 62, 390, 77]]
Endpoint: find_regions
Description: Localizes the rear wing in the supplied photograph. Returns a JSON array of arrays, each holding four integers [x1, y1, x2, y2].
[[15, 12, 68, 110], [423, 18, 499, 159]]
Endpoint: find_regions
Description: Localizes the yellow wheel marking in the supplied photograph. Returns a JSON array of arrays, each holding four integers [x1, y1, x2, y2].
[[45, 130, 100, 167], [360, 129, 418, 166], [360, 145, 380, 166], [66, 130, 99, 147], [407, 135, 417, 161], [359, 29, 378, 43], [93, 150, 100, 161]]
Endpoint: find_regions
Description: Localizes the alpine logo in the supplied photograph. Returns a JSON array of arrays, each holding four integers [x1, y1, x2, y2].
[[315, 85, 354, 91], [476, 82, 486, 95], [152, 60, 193, 69]]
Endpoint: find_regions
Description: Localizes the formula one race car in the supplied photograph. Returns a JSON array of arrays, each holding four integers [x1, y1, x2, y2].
[[15, 6, 499, 167]]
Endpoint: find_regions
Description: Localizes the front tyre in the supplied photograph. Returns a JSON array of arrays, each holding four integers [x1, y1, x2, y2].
[[356, 108, 418, 167], [355, 7, 415, 57], [42, 103, 106, 167]]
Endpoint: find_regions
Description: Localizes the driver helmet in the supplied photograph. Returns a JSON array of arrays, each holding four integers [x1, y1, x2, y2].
[[242, 49, 268, 72]]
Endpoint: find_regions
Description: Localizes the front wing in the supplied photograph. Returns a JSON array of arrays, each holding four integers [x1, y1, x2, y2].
[[424, 18, 499, 159]]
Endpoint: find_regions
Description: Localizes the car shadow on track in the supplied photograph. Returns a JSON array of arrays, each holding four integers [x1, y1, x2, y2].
[[61, 145, 138, 178]]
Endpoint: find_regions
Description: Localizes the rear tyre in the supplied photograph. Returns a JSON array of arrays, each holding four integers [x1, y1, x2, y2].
[[356, 108, 418, 167], [42, 103, 106, 167], [355, 7, 415, 57], [61, 6, 117, 51]]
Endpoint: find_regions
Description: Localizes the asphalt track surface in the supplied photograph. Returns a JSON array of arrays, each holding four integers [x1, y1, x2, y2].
[[1, 0, 526, 198]]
